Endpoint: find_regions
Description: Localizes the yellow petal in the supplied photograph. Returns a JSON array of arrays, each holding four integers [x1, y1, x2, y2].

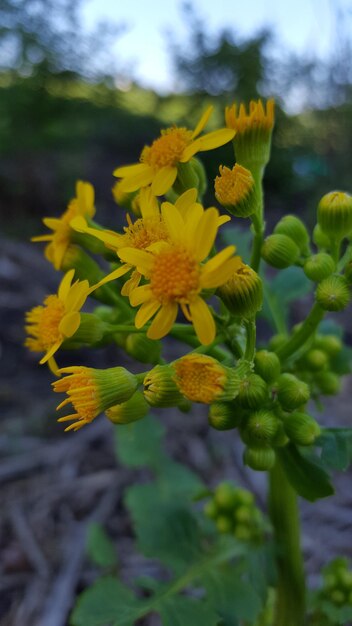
[[202, 246, 237, 274], [193, 208, 219, 261], [58, 269, 75, 301], [179, 140, 202, 163], [91, 265, 131, 290], [31, 234, 53, 242], [76, 181, 95, 216], [174, 188, 198, 214], [151, 166, 178, 196], [218, 214, 231, 225], [40, 340, 62, 364], [194, 128, 236, 152], [43, 217, 61, 230], [116, 166, 155, 193], [48, 356, 60, 377], [135, 299, 161, 328], [113, 163, 148, 177], [189, 297, 216, 345], [121, 270, 141, 296], [65, 282, 90, 311], [161, 202, 185, 243], [118, 248, 155, 275], [53, 242, 68, 271], [70, 217, 123, 249], [147, 303, 178, 339], [129, 285, 153, 306], [139, 187, 160, 219], [59, 311, 81, 338], [201, 256, 241, 289], [191, 105, 213, 139]]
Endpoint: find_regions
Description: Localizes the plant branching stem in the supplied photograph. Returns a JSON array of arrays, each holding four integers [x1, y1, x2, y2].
[[275, 302, 325, 362]]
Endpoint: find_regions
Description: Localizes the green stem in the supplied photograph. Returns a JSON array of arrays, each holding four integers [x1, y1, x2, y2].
[[269, 459, 306, 626], [330, 238, 341, 264], [275, 302, 325, 362], [244, 318, 256, 361], [250, 167, 265, 272], [169, 328, 231, 362]]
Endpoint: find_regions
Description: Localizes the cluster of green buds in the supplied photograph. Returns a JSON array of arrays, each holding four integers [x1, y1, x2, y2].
[[295, 334, 343, 398], [262, 215, 310, 269], [319, 558, 352, 608], [204, 482, 265, 542]]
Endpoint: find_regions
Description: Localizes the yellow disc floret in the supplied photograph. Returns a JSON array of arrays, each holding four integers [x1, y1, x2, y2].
[[225, 99, 275, 134], [141, 128, 193, 169], [150, 246, 200, 303], [174, 354, 228, 404], [215, 164, 256, 217]]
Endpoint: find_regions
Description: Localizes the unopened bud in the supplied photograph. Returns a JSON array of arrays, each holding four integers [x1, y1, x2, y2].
[[143, 365, 183, 407], [261, 234, 300, 269], [125, 333, 161, 364], [105, 391, 149, 424], [243, 446, 276, 471], [217, 260, 263, 317], [238, 374, 268, 409], [318, 191, 352, 240], [241, 409, 279, 445], [304, 253, 335, 282], [315, 371, 341, 395], [304, 348, 329, 371], [316, 275, 350, 311], [284, 411, 320, 446], [208, 402, 245, 430], [277, 373, 310, 410], [254, 350, 281, 384], [214, 164, 256, 217], [274, 215, 310, 255]]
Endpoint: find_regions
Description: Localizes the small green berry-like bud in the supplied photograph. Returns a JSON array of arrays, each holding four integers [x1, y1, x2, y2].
[[214, 483, 237, 511], [235, 505, 252, 524], [217, 261, 263, 317], [304, 253, 335, 282], [254, 350, 281, 384], [68, 312, 108, 345], [241, 409, 279, 446], [143, 365, 183, 407], [204, 499, 218, 520], [125, 333, 161, 365], [236, 488, 254, 506], [216, 515, 233, 534], [330, 589, 345, 605], [274, 215, 310, 254], [243, 446, 276, 471], [208, 402, 245, 430], [315, 371, 341, 396], [318, 191, 352, 240], [261, 234, 300, 269], [234, 525, 252, 541], [238, 374, 268, 409], [313, 224, 331, 249], [268, 333, 287, 352], [304, 348, 329, 371], [284, 411, 320, 446], [316, 275, 350, 311], [105, 391, 149, 425], [277, 373, 310, 410], [314, 334, 342, 357]]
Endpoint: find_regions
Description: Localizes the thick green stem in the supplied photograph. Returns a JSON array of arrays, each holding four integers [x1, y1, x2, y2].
[[269, 459, 306, 626], [275, 302, 325, 362], [250, 167, 265, 272]]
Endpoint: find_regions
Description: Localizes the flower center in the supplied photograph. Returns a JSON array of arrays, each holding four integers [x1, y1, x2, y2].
[[174, 355, 226, 403], [141, 127, 193, 170], [123, 215, 169, 249], [150, 246, 200, 303], [25, 295, 65, 352], [215, 165, 254, 206]]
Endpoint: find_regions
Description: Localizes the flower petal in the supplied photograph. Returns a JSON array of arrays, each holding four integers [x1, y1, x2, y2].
[[58, 269, 75, 301], [139, 187, 160, 219], [218, 214, 231, 225], [117, 166, 155, 193], [135, 299, 161, 328], [65, 282, 90, 311], [113, 163, 149, 177], [129, 285, 153, 306], [161, 202, 185, 243], [91, 264, 131, 290], [43, 217, 61, 230], [193, 208, 220, 261], [151, 166, 178, 196], [59, 311, 81, 338], [71, 217, 123, 249], [201, 255, 241, 289], [40, 340, 62, 364], [118, 248, 155, 275], [189, 297, 216, 345], [147, 303, 178, 339], [195, 128, 236, 152], [175, 188, 198, 214], [191, 105, 214, 139]]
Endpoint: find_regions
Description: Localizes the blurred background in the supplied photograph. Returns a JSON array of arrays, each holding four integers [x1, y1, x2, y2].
[[1, 1, 352, 624]]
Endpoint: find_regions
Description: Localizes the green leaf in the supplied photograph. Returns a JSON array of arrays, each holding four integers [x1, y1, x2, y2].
[[318, 428, 352, 471], [278, 444, 334, 501], [158, 596, 219, 626], [203, 566, 263, 623], [86, 523, 117, 569], [261, 267, 312, 332], [158, 460, 204, 499], [114, 414, 165, 469], [319, 599, 352, 624], [70, 576, 143, 626], [221, 225, 252, 263]]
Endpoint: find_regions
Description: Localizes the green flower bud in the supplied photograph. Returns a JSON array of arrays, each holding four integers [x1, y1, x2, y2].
[[277, 373, 310, 410], [216, 515, 233, 534], [234, 525, 252, 541], [304, 253, 335, 282], [143, 365, 183, 407], [217, 261, 263, 317], [304, 348, 329, 371], [318, 191, 352, 240], [105, 391, 149, 425], [271, 422, 290, 447], [236, 488, 254, 506], [237, 374, 268, 409], [268, 333, 287, 352], [243, 446, 276, 471], [314, 334, 342, 356], [241, 409, 279, 446], [345, 261, 352, 284], [173, 160, 201, 196], [261, 234, 300, 269], [208, 402, 245, 430], [214, 164, 256, 217], [214, 483, 238, 510], [204, 499, 218, 520], [330, 589, 345, 605], [234, 505, 252, 523], [316, 275, 350, 311], [274, 215, 310, 254], [125, 333, 161, 365], [254, 350, 281, 384], [284, 411, 320, 446], [315, 371, 341, 395], [313, 224, 331, 249], [339, 570, 352, 589], [67, 312, 109, 346]]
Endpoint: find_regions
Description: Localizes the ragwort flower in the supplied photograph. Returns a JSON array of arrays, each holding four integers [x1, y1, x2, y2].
[[113, 106, 236, 196]]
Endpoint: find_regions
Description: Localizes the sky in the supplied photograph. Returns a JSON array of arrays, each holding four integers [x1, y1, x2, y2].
[[81, 0, 352, 93]]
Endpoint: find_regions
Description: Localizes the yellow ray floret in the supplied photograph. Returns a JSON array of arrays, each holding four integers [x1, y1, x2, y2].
[[118, 203, 240, 345], [25, 269, 92, 374], [32, 181, 95, 270], [225, 99, 275, 134], [113, 107, 236, 196]]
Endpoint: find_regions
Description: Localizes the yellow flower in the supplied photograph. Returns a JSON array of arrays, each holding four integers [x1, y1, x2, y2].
[[53, 365, 138, 431], [214, 164, 256, 217], [173, 354, 240, 403], [225, 99, 275, 134], [113, 107, 236, 196], [25, 269, 92, 374], [32, 181, 95, 270], [119, 202, 239, 345]]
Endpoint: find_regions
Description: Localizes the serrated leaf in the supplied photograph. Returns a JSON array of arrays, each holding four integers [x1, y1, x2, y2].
[[158, 595, 219, 626], [86, 523, 117, 569], [70, 576, 143, 626], [278, 444, 334, 501], [203, 566, 263, 623], [318, 428, 352, 471], [114, 414, 165, 469]]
